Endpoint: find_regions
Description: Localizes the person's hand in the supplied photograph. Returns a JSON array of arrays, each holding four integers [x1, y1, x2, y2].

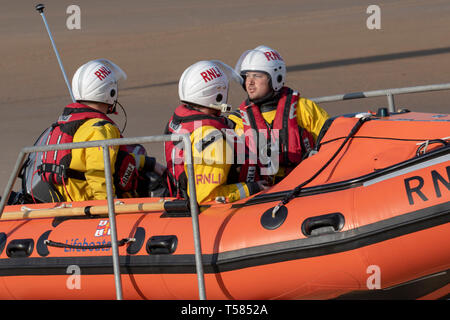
[[256, 180, 270, 191]]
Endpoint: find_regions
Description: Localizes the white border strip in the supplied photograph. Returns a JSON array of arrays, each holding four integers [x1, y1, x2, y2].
[[363, 154, 450, 187]]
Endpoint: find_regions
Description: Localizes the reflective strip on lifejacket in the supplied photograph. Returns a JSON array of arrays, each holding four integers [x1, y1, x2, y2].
[[43, 128, 52, 162], [53, 134, 63, 162], [171, 147, 177, 178], [236, 183, 247, 199]]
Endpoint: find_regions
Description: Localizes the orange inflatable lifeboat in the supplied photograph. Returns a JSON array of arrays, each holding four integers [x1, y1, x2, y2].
[[0, 110, 449, 300]]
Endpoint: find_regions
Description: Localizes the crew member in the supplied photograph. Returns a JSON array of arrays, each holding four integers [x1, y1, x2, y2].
[[22, 59, 164, 202], [164, 60, 268, 203], [228, 45, 330, 184]]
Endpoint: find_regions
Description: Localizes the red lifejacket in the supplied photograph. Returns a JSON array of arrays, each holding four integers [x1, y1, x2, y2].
[[238, 87, 315, 182], [39, 103, 117, 185], [164, 104, 230, 198], [25, 103, 138, 202]]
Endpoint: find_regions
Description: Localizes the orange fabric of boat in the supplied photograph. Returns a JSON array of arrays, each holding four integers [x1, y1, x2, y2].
[[0, 112, 448, 300], [269, 113, 450, 193]]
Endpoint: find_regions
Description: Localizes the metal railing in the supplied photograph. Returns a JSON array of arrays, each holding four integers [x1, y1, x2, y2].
[[310, 82, 450, 112], [0, 133, 206, 301]]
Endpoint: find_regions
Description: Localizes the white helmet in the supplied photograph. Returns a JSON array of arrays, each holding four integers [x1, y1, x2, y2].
[[235, 45, 286, 91], [178, 60, 243, 112], [72, 59, 127, 106]]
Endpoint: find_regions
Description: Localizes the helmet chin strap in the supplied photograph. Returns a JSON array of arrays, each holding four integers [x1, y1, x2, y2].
[[108, 100, 127, 134], [107, 87, 120, 114], [107, 101, 117, 114]]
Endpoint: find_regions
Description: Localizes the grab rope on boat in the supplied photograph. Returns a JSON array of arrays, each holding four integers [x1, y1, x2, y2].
[[272, 115, 372, 217], [415, 139, 448, 156], [44, 237, 135, 250]]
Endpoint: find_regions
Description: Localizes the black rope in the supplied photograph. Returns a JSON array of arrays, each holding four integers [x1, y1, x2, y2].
[[271, 116, 371, 216], [44, 237, 135, 250], [416, 139, 448, 156], [116, 101, 127, 134], [84, 206, 93, 217]]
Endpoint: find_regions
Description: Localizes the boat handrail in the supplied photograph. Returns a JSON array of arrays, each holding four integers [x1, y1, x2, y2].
[[0, 133, 207, 301], [310, 82, 450, 112]]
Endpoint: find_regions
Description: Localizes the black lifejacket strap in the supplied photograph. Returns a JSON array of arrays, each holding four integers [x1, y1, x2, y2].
[[40, 169, 65, 203], [37, 163, 86, 181], [281, 89, 294, 166]]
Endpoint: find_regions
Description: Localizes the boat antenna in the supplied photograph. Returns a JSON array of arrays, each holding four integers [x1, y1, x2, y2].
[[271, 115, 371, 217], [35, 3, 76, 103]]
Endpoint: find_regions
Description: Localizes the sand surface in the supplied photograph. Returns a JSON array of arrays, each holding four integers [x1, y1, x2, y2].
[[1, 0, 449, 192]]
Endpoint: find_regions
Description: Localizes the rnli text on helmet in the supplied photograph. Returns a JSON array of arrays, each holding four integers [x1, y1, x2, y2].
[[94, 66, 112, 81], [200, 67, 223, 83], [263, 51, 283, 62]]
